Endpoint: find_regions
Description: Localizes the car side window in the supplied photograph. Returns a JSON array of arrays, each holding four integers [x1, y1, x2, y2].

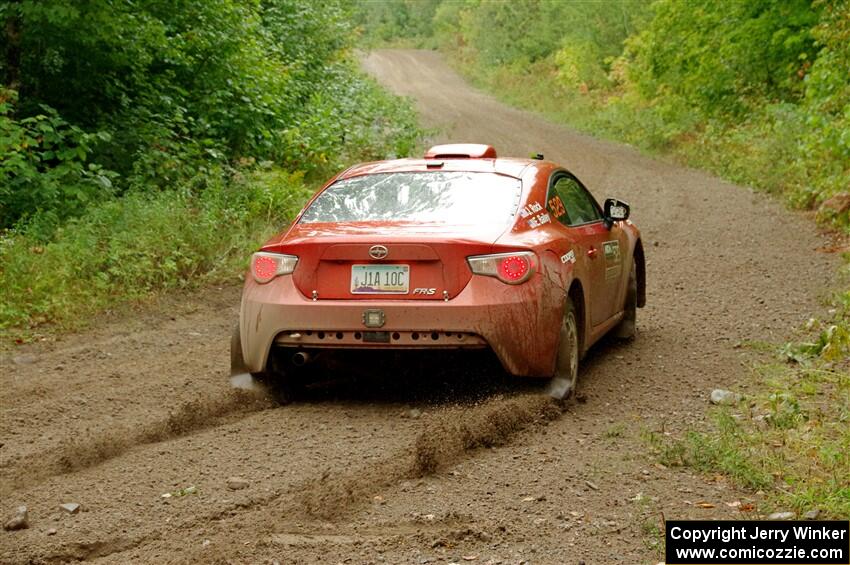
[[547, 175, 602, 227]]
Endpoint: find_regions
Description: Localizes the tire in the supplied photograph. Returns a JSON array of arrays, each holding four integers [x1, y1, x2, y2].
[[263, 350, 303, 405], [548, 296, 580, 400], [613, 258, 637, 339], [256, 371, 300, 405], [231, 323, 299, 404]]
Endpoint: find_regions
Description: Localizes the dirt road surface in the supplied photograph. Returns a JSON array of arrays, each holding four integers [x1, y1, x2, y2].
[[1, 50, 838, 564]]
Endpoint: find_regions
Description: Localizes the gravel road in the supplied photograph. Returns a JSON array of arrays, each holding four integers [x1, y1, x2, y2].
[[0, 49, 837, 564]]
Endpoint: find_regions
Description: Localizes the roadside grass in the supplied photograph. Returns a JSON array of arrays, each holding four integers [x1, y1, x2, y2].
[[629, 491, 664, 553], [603, 422, 627, 439], [641, 516, 664, 553], [0, 167, 312, 343], [645, 284, 850, 518]]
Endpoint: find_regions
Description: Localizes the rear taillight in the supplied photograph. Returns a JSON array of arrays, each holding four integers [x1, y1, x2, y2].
[[467, 251, 537, 284], [251, 252, 298, 284]]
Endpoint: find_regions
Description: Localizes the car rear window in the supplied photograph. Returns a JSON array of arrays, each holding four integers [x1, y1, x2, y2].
[[299, 172, 522, 224]]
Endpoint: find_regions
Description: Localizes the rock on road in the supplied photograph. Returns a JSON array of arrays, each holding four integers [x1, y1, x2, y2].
[[0, 50, 836, 564]]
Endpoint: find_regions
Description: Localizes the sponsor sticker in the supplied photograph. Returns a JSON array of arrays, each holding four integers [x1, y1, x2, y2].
[[519, 201, 543, 218], [527, 212, 551, 229], [602, 240, 621, 262], [560, 250, 576, 264]]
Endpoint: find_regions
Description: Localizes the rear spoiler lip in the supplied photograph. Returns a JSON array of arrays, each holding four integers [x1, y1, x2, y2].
[[424, 143, 498, 159]]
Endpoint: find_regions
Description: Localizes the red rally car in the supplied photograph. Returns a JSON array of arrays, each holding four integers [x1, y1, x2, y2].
[[231, 144, 646, 399]]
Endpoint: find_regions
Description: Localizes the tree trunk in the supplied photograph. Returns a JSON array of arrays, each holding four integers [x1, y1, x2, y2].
[[3, 1, 22, 92]]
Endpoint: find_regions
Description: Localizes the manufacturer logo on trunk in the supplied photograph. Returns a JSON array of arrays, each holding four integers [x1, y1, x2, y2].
[[369, 245, 388, 259], [413, 288, 436, 295]]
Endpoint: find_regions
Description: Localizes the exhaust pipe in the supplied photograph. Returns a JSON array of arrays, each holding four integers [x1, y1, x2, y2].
[[292, 351, 311, 367]]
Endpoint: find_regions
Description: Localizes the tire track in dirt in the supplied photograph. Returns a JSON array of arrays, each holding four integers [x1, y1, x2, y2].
[[0, 387, 274, 496], [82, 393, 568, 564], [297, 393, 563, 520], [8, 391, 563, 564], [135, 351, 617, 564], [38, 536, 144, 565]]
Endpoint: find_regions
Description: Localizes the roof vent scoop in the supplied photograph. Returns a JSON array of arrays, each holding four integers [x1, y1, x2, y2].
[[424, 143, 497, 160]]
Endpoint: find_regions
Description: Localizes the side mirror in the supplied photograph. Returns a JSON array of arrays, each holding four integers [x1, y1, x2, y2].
[[603, 198, 630, 226]]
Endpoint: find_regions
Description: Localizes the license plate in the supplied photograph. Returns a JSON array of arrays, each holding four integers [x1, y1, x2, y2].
[[351, 264, 409, 294]]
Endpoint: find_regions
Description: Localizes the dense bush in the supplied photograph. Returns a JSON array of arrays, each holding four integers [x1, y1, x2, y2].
[[0, 0, 422, 334], [626, 0, 819, 116], [0, 167, 311, 330], [1, 90, 115, 233], [622, 0, 849, 217], [355, 0, 442, 46], [1, 0, 421, 230]]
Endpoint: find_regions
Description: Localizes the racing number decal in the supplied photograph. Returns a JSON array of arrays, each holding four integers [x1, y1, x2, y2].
[[548, 195, 566, 219], [602, 240, 622, 281]]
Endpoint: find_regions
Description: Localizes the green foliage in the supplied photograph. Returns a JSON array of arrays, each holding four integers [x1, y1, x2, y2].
[[1, 0, 422, 228], [767, 391, 806, 429], [553, 41, 610, 91], [684, 414, 775, 492], [647, 377, 850, 518], [782, 322, 850, 364], [626, 0, 819, 117], [781, 280, 850, 366], [620, 0, 849, 218], [0, 0, 424, 334], [276, 62, 422, 174], [0, 90, 116, 233], [427, 0, 649, 72], [643, 300, 850, 518], [354, 0, 442, 46]]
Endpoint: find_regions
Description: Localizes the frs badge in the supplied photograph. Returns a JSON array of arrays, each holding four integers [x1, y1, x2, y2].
[[413, 288, 437, 295]]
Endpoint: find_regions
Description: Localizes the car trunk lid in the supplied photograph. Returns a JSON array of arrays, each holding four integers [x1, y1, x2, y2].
[[270, 222, 506, 300]]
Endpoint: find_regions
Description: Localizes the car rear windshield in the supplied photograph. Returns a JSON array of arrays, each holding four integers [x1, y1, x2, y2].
[[299, 172, 522, 225]]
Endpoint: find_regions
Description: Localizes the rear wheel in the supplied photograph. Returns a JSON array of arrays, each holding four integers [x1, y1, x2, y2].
[[230, 324, 300, 404], [261, 350, 304, 405], [548, 297, 579, 400], [613, 258, 637, 339]]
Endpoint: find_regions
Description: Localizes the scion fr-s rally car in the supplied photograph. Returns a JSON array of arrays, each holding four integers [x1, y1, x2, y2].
[[231, 143, 646, 400]]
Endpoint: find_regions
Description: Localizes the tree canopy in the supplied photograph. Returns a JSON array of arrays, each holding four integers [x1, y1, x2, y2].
[[1, 0, 419, 230]]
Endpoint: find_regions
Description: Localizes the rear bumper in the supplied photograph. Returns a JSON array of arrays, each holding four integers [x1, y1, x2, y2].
[[239, 273, 559, 377]]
